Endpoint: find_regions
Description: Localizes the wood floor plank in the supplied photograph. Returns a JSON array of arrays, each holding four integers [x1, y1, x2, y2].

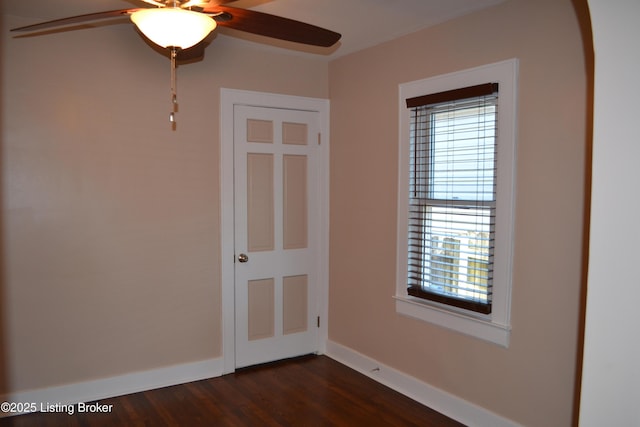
[[0, 355, 464, 426]]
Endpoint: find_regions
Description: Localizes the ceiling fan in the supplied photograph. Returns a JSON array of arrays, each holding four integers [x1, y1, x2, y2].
[[10, 0, 342, 128]]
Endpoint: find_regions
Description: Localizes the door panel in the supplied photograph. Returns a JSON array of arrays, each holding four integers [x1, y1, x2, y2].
[[282, 274, 309, 335], [234, 105, 320, 369], [247, 278, 275, 341], [246, 153, 275, 252], [283, 154, 308, 250]]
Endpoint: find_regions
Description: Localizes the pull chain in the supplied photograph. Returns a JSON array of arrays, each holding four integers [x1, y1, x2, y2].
[[169, 47, 178, 130]]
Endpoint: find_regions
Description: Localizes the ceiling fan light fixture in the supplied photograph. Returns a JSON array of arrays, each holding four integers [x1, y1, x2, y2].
[[130, 8, 216, 49]]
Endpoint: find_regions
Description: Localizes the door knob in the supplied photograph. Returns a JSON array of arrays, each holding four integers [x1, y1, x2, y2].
[[238, 253, 249, 263]]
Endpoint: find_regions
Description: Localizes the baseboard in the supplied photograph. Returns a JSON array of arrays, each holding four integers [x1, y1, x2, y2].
[[1, 357, 223, 417], [325, 341, 521, 427], [3, 346, 521, 425]]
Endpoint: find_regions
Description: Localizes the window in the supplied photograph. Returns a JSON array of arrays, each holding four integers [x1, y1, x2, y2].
[[407, 85, 497, 314], [396, 60, 517, 347]]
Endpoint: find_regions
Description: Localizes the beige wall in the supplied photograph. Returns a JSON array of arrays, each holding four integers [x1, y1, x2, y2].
[[0, 13, 328, 393], [328, 0, 590, 426]]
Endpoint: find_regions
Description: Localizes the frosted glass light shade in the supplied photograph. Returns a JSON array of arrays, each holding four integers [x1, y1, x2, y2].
[[131, 8, 217, 49]]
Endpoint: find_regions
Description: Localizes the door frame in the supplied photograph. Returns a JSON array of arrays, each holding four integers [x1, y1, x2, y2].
[[220, 88, 330, 374]]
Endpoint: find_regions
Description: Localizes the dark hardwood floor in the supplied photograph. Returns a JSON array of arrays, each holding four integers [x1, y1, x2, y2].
[[0, 355, 465, 426]]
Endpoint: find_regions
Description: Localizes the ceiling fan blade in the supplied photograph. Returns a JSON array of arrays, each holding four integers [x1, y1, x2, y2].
[[10, 9, 139, 33], [206, 6, 341, 47]]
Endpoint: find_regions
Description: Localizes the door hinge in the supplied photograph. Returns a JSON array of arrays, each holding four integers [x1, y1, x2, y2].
[[317, 316, 320, 328], [318, 132, 321, 146]]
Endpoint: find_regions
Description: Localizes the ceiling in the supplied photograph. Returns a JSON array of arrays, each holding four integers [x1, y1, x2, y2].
[[1, 0, 506, 58]]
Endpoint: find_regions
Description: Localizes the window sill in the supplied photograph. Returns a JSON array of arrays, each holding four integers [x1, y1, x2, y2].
[[394, 295, 510, 347]]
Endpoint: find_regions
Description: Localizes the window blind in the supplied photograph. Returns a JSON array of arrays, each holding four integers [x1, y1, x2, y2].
[[406, 83, 498, 314]]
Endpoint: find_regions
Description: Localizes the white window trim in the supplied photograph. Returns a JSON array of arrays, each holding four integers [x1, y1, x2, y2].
[[396, 59, 518, 347]]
